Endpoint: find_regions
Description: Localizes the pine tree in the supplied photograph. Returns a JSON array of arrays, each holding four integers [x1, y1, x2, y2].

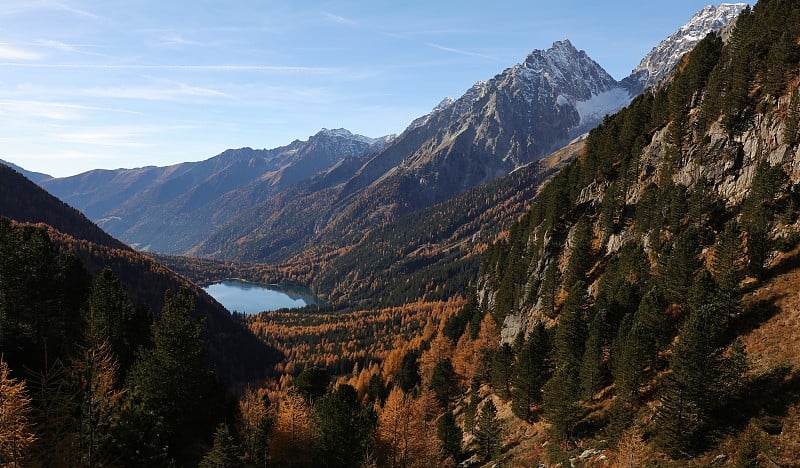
[[660, 227, 701, 305], [125, 289, 221, 459], [475, 400, 501, 461], [436, 409, 462, 461], [654, 303, 737, 456], [491, 343, 514, 400], [564, 217, 593, 289], [0, 359, 36, 467], [294, 366, 330, 402], [540, 262, 559, 318], [712, 222, 743, 309], [85, 268, 140, 374], [511, 322, 549, 420], [580, 310, 606, 400], [430, 358, 458, 408], [542, 282, 588, 441], [314, 384, 376, 467], [199, 423, 243, 468], [614, 288, 669, 403]]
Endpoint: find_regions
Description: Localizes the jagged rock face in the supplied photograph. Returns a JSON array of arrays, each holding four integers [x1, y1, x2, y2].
[[626, 3, 747, 92], [41, 128, 390, 253]]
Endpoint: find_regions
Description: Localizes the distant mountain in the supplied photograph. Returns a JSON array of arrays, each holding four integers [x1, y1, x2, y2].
[[41, 128, 390, 252], [0, 163, 280, 383], [624, 3, 747, 92], [39, 4, 743, 273], [0, 158, 52, 184]]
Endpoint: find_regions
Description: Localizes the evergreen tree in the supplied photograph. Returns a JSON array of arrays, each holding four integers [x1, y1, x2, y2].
[[614, 288, 670, 403], [660, 227, 701, 305], [511, 322, 550, 420], [125, 289, 223, 461], [491, 343, 514, 400], [294, 367, 330, 402], [314, 384, 376, 468], [539, 262, 559, 318], [712, 222, 743, 309], [580, 310, 607, 399], [564, 217, 593, 289], [436, 409, 462, 461], [85, 268, 140, 374], [430, 359, 458, 408], [542, 282, 588, 441], [654, 303, 743, 457], [475, 400, 501, 461], [398, 350, 421, 392], [199, 423, 243, 468]]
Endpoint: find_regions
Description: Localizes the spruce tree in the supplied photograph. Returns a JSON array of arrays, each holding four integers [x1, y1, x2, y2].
[[314, 384, 376, 468], [580, 310, 606, 400], [430, 358, 458, 408], [564, 217, 593, 289], [437, 409, 462, 461], [511, 322, 549, 420], [660, 227, 701, 305], [491, 343, 514, 400], [475, 400, 501, 461], [199, 424, 243, 468], [125, 289, 221, 459], [654, 303, 739, 456], [712, 222, 743, 309], [86, 268, 139, 374], [542, 282, 588, 441]]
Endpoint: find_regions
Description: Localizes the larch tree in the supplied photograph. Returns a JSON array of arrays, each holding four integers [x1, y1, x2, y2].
[[237, 387, 272, 467], [0, 359, 36, 467], [68, 339, 124, 467], [377, 387, 413, 468]]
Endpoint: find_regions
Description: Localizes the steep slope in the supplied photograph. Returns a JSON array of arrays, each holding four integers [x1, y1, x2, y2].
[[469, 1, 800, 463], [0, 163, 280, 383], [41, 128, 390, 253]]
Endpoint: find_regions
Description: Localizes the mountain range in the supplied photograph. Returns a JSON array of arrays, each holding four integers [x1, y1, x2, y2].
[[32, 4, 745, 273]]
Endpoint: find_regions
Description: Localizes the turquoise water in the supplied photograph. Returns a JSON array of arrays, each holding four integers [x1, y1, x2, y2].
[[203, 280, 320, 314]]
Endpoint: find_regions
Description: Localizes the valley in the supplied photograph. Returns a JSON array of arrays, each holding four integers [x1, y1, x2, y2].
[[4, 1, 800, 467]]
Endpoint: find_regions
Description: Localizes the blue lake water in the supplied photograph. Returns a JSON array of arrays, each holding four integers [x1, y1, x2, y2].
[[203, 280, 321, 314]]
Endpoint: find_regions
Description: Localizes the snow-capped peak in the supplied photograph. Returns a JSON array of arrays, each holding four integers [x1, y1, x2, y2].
[[516, 39, 619, 101], [316, 128, 378, 145], [629, 3, 747, 90]]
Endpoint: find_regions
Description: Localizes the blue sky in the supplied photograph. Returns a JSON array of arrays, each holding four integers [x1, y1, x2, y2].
[[0, 1, 750, 177]]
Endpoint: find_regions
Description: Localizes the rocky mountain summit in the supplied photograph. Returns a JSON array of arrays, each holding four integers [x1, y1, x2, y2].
[[627, 3, 748, 91], [41, 128, 390, 252]]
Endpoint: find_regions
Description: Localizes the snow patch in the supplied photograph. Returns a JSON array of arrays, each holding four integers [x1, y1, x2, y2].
[[575, 87, 632, 125], [556, 95, 569, 106]]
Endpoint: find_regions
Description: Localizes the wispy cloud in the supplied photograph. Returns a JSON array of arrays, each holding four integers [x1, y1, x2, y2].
[[82, 83, 232, 101], [0, 100, 141, 120], [51, 128, 154, 147], [0, 0, 101, 20], [0, 62, 344, 74], [425, 42, 491, 59], [0, 44, 42, 60], [160, 33, 211, 48], [322, 12, 357, 26]]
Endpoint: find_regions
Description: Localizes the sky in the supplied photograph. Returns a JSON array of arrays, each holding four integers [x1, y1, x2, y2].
[[0, 1, 752, 177]]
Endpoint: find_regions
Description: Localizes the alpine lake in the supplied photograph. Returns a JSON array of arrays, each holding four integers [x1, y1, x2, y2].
[[203, 279, 321, 314]]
